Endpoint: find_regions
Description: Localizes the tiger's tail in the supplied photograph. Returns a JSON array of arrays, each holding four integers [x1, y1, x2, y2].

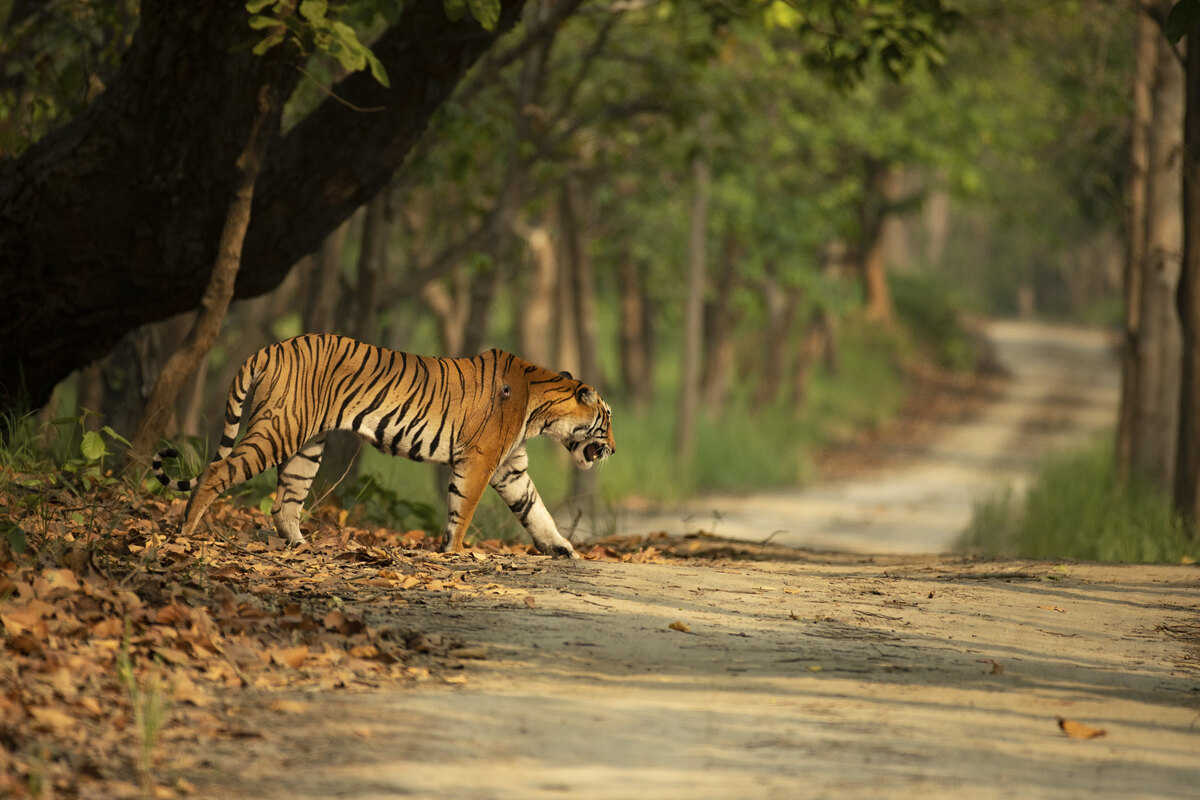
[[152, 347, 267, 492]]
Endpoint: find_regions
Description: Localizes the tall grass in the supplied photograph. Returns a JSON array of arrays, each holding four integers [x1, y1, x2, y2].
[[960, 439, 1199, 564]]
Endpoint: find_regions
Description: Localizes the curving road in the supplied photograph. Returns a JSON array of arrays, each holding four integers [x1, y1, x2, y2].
[[624, 320, 1120, 554]]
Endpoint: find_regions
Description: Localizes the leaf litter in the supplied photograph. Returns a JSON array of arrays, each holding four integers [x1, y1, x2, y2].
[[0, 469, 663, 799]]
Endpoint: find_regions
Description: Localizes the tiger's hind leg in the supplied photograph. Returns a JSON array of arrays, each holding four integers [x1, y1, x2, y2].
[[180, 427, 283, 538], [271, 434, 326, 545], [439, 453, 494, 554]]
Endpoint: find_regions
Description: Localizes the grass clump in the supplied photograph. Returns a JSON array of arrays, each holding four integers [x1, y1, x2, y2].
[[960, 439, 1199, 564]]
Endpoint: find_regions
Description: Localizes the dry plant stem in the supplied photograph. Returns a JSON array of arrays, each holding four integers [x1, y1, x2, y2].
[[127, 86, 278, 465]]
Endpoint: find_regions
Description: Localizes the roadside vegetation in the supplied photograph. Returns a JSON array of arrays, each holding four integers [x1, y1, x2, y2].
[[961, 439, 1199, 565]]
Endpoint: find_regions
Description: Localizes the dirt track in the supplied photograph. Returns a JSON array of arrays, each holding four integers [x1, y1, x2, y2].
[[189, 321, 1200, 799]]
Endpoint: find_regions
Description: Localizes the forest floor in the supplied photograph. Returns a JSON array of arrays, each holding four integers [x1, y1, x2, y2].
[[2, 320, 1198, 799]]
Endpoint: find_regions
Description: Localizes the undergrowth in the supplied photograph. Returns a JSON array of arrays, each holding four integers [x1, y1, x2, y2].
[[960, 439, 1199, 564]]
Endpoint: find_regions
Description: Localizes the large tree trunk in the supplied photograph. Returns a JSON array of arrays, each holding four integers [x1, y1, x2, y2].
[[1175, 25, 1200, 524], [1131, 24, 1185, 491], [1117, 11, 1156, 482], [128, 85, 279, 464], [0, 0, 529, 410]]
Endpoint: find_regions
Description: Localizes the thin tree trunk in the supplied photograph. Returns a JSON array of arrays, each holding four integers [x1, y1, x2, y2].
[[617, 250, 653, 409], [349, 191, 389, 342], [860, 161, 900, 326], [304, 220, 349, 334], [560, 175, 600, 384], [675, 123, 711, 465], [791, 311, 827, 413], [128, 86, 278, 464], [1132, 25, 1184, 491], [517, 224, 557, 367], [1175, 24, 1200, 524], [754, 266, 799, 410], [1117, 11, 1156, 482], [701, 232, 740, 411]]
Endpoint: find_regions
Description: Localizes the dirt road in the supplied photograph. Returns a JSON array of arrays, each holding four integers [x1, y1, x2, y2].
[[624, 320, 1121, 553], [190, 321, 1199, 799]]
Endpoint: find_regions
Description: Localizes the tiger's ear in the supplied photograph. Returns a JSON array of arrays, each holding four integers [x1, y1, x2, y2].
[[575, 385, 595, 404], [558, 370, 573, 380]]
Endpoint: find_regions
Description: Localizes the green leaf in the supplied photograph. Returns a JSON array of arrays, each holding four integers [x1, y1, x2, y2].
[[466, 0, 501, 31], [248, 14, 283, 30], [2, 521, 26, 555], [1165, 0, 1200, 43], [300, 0, 329, 23], [245, 0, 277, 13], [80, 430, 106, 461], [443, 0, 467, 22], [252, 32, 286, 55], [366, 51, 391, 88], [101, 425, 131, 447], [258, 495, 274, 515]]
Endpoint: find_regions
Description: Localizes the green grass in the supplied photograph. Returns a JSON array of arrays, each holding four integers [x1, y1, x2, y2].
[[960, 439, 1199, 564]]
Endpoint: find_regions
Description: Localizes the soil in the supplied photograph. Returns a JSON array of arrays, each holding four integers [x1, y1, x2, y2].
[[181, 320, 1199, 800]]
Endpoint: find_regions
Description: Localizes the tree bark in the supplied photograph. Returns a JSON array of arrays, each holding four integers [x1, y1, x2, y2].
[[675, 126, 711, 465], [128, 85, 279, 464], [859, 161, 900, 326], [0, 0, 530, 410], [617, 250, 653, 409], [1117, 11, 1156, 482], [754, 266, 799, 410], [1131, 24, 1184, 492], [303, 221, 349, 334], [701, 232, 740, 411], [517, 224, 557, 367], [1175, 24, 1200, 524]]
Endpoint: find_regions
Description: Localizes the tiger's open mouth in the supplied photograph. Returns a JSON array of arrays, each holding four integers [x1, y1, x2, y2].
[[583, 442, 608, 463]]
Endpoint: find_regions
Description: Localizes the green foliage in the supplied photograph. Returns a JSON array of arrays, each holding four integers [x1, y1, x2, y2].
[[444, 0, 501, 31], [246, 0, 390, 86], [339, 474, 439, 533], [960, 440, 1199, 564]]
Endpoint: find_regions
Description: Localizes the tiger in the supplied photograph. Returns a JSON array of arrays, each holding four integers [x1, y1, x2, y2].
[[152, 334, 614, 558]]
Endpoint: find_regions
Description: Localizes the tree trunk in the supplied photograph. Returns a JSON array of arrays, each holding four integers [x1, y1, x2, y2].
[[0, 0, 530, 410], [128, 85, 279, 464], [791, 313, 828, 413], [1175, 24, 1200, 524], [754, 266, 799, 410], [675, 126, 711, 465], [701, 232, 740, 411], [1117, 11, 1156, 482], [303, 221, 349, 334], [617, 250, 653, 409], [1131, 25, 1185, 491], [559, 175, 601, 385], [859, 161, 901, 326], [517, 224, 557, 367]]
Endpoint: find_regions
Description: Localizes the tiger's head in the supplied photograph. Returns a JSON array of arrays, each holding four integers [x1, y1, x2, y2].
[[535, 370, 615, 470]]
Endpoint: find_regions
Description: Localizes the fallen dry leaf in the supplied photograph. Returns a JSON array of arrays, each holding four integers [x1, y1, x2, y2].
[[1057, 717, 1106, 739], [1038, 605, 1067, 613], [268, 699, 310, 714], [668, 620, 691, 633], [448, 646, 489, 660], [522, 595, 537, 608]]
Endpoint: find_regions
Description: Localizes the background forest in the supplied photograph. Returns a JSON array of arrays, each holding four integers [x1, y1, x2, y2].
[[0, 0, 1170, 545]]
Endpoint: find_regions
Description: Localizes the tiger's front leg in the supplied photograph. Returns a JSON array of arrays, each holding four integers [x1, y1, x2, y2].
[[489, 446, 578, 559]]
